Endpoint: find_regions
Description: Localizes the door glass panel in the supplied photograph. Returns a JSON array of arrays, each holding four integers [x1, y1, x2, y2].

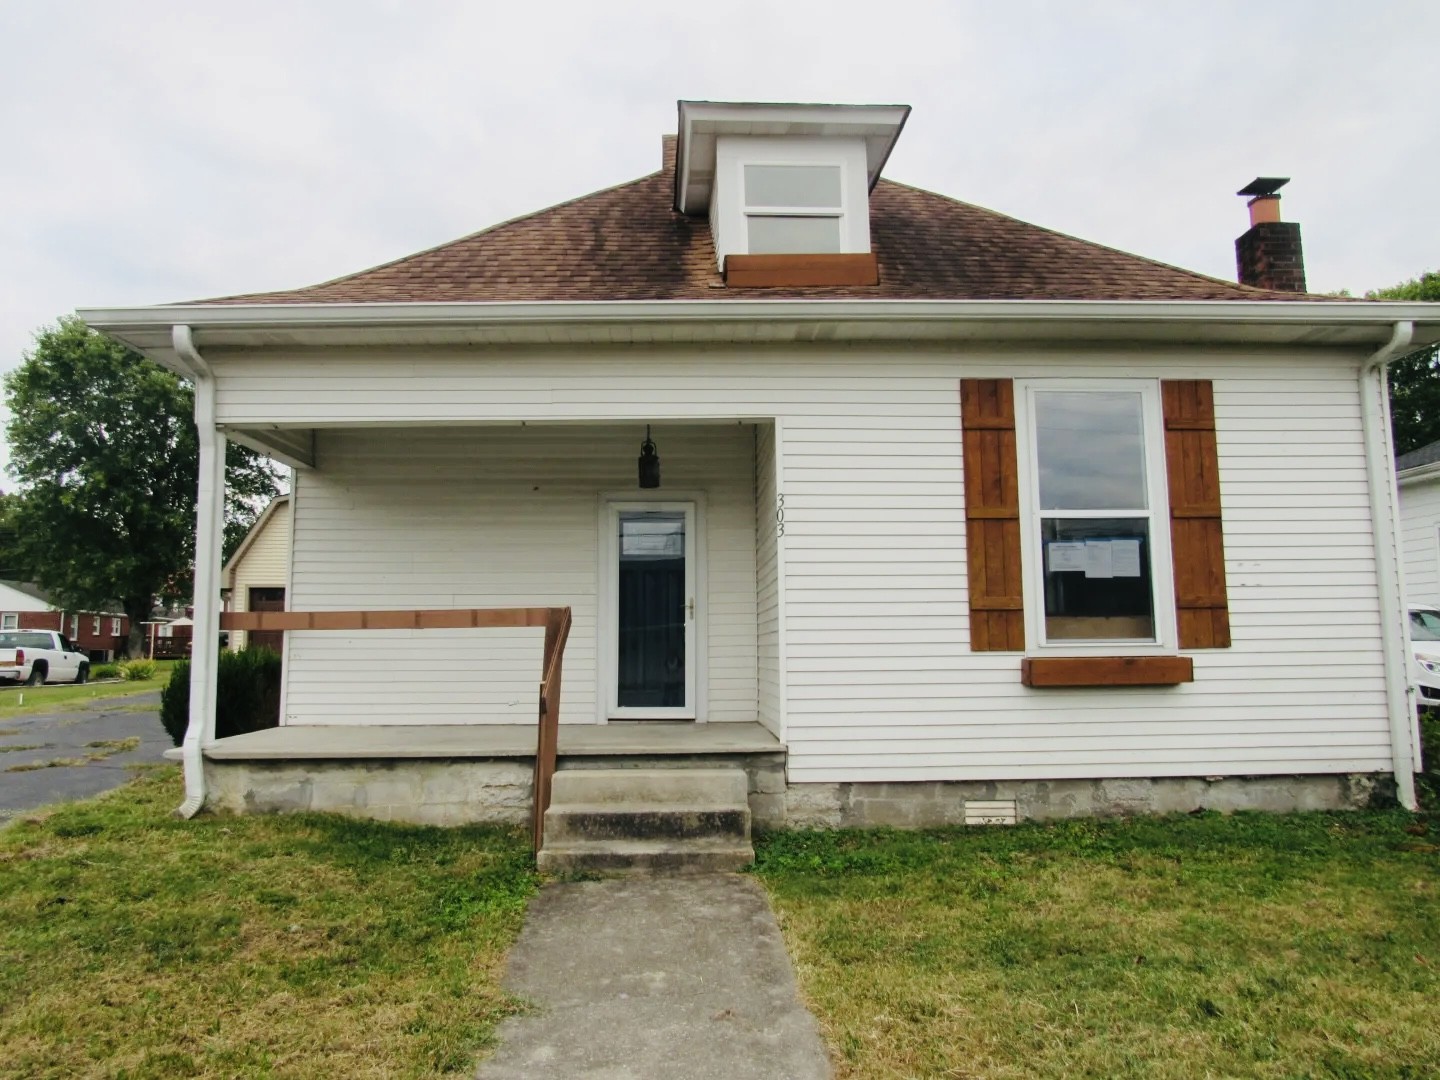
[[617, 512, 686, 708]]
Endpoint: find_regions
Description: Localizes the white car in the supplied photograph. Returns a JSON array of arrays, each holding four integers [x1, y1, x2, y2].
[[1411, 606, 1440, 710]]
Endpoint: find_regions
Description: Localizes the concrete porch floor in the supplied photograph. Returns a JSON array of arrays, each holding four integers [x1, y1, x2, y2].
[[200, 721, 783, 760]]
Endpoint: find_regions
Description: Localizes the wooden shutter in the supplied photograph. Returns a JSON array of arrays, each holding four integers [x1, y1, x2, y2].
[[961, 379, 1025, 651], [1162, 380, 1231, 648]]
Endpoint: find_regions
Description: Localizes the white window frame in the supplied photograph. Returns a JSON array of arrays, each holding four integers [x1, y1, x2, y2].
[[70, 615, 79, 638], [1014, 378, 1178, 656], [92, 616, 101, 635], [741, 163, 845, 255], [711, 135, 870, 267], [111, 617, 122, 637], [0, 614, 16, 631]]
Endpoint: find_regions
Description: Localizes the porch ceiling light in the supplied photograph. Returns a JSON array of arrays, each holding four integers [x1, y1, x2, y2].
[[638, 425, 661, 489]]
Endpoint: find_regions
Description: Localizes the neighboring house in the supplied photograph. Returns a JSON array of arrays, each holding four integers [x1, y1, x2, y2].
[[82, 100, 1440, 837], [222, 495, 290, 653], [1398, 439, 1440, 607], [146, 616, 194, 660], [0, 580, 130, 661]]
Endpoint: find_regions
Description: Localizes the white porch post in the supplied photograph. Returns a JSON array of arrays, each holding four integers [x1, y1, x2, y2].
[[175, 325, 225, 817]]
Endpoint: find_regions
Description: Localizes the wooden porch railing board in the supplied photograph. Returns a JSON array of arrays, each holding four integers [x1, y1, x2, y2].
[[217, 606, 572, 854]]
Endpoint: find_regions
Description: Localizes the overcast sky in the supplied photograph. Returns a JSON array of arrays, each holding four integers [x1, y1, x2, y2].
[[2, 0, 1436, 473]]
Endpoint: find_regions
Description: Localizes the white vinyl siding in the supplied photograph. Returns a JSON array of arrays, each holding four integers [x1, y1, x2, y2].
[[755, 423, 781, 738], [215, 344, 1393, 781], [228, 501, 291, 651], [1399, 476, 1440, 607], [284, 423, 757, 726]]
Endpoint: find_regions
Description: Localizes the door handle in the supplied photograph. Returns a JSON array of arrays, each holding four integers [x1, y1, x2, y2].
[[687, 598, 695, 619]]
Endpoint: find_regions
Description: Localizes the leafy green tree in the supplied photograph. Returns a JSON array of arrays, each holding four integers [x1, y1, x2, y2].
[[5, 317, 281, 655], [0, 492, 29, 580], [1368, 271, 1440, 456]]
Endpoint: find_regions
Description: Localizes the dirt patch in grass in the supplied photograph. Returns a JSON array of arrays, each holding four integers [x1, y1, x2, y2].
[[0, 767, 538, 1078], [4, 738, 142, 772], [754, 813, 1440, 1079]]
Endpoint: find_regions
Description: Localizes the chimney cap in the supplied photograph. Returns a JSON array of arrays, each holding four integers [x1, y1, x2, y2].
[[1237, 176, 1290, 198]]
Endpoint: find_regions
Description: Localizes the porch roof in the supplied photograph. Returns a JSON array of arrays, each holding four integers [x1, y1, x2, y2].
[[195, 722, 782, 761]]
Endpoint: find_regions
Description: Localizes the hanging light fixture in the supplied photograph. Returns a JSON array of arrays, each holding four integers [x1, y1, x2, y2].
[[637, 424, 661, 488]]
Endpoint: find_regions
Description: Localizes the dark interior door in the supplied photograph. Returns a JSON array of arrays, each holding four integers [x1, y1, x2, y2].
[[247, 587, 286, 655], [616, 513, 686, 710]]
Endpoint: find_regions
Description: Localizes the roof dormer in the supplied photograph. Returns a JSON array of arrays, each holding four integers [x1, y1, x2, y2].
[[674, 101, 910, 287]]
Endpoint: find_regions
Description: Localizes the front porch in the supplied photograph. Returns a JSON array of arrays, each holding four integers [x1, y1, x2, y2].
[[198, 721, 788, 828]]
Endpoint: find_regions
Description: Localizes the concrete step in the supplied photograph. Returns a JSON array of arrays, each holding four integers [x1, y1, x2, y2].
[[549, 767, 747, 807], [544, 802, 751, 843], [536, 837, 754, 875]]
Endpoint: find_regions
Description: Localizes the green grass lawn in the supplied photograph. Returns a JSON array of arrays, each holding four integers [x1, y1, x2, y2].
[[754, 813, 1440, 1080], [0, 660, 178, 719], [0, 767, 538, 1079]]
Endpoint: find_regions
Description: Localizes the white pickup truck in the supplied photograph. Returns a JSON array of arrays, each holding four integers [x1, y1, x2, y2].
[[0, 630, 91, 686]]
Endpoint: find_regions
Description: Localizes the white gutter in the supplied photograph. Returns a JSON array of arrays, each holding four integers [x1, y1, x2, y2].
[[172, 325, 226, 819], [1398, 460, 1440, 487], [1360, 320, 1417, 809], [78, 297, 1440, 332]]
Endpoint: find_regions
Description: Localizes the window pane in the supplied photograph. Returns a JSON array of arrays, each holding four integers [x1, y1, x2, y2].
[[1042, 518, 1154, 641], [747, 215, 841, 254], [744, 164, 842, 208], [1035, 390, 1147, 510], [617, 513, 686, 708]]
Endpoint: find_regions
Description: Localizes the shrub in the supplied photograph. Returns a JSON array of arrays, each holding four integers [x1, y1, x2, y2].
[[160, 648, 283, 747], [118, 658, 157, 681], [1419, 708, 1440, 815], [90, 662, 121, 681]]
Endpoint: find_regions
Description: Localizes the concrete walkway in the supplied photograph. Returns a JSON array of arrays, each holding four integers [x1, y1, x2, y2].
[[476, 875, 831, 1079]]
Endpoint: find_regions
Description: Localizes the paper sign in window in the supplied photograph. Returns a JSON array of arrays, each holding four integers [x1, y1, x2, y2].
[[1110, 539, 1142, 578], [1047, 541, 1087, 573], [1083, 541, 1114, 579]]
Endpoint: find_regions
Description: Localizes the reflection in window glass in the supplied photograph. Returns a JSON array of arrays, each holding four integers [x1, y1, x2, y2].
[[1035, 390, 1147, 510], [744, 164, 842, 208], [1041, 518, 1155, 640], [1412, 609, 1440, 642], [746, 215, 841, 254]]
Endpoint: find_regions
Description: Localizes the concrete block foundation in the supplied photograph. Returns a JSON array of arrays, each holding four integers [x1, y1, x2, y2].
[[205, 756, 1395, 829]]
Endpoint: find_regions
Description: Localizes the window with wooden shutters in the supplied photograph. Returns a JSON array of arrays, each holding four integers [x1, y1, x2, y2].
[[1161, 380, 1231, 648], [965, 376, 1230, 661], [961, 379, 1025, 650]]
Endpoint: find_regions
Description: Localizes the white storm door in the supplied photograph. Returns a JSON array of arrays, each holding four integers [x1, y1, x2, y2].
[[605, 502, 697, 720]]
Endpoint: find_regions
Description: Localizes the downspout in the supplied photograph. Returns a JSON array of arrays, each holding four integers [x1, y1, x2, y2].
[[172, 325, 226, 818], [1360, 320, 1417, 809]]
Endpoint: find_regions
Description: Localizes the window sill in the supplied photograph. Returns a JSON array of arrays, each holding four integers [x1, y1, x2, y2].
[[1020, 655, 1194, 688], [724, 252, 878, 288]]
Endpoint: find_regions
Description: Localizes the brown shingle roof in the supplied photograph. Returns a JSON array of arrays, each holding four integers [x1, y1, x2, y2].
[[197, 137, 1323, 305]]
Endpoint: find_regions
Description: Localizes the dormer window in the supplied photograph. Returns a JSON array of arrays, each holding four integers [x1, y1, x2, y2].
[[674, 101, 910, 286], [743, 164, 843, 254]]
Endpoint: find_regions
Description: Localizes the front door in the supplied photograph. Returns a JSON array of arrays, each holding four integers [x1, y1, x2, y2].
[[605, 502, 697, 719], [248, 587, 286, 654]]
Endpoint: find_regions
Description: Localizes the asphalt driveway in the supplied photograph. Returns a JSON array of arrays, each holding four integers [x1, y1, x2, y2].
[[0, 691, 172, 823]]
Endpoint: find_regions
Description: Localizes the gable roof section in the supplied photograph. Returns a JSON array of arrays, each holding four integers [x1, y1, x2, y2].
[[196, 139, 1322, 306], [0, 579, 55, 607], [223, 495, 290, 587], [1397, 439, 1440, 474]]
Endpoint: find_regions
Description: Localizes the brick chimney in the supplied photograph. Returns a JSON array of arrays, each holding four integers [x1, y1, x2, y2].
[[1235, 177, 1306, 292]]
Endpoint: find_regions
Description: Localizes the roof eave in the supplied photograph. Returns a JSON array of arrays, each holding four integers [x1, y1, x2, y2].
[[77, 298, 1440, 369]]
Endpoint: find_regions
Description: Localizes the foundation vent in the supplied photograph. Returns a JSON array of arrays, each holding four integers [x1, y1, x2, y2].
[[964, 800, 1018, 826]]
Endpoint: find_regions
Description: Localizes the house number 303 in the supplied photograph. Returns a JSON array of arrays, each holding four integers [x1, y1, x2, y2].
[[776, 493, 785, 538]]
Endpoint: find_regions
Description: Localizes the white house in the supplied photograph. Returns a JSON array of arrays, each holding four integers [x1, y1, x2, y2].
[[81, 101, 1440, 850], [222, 495, 291, 653], [1398, 439, 1440, 608]]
